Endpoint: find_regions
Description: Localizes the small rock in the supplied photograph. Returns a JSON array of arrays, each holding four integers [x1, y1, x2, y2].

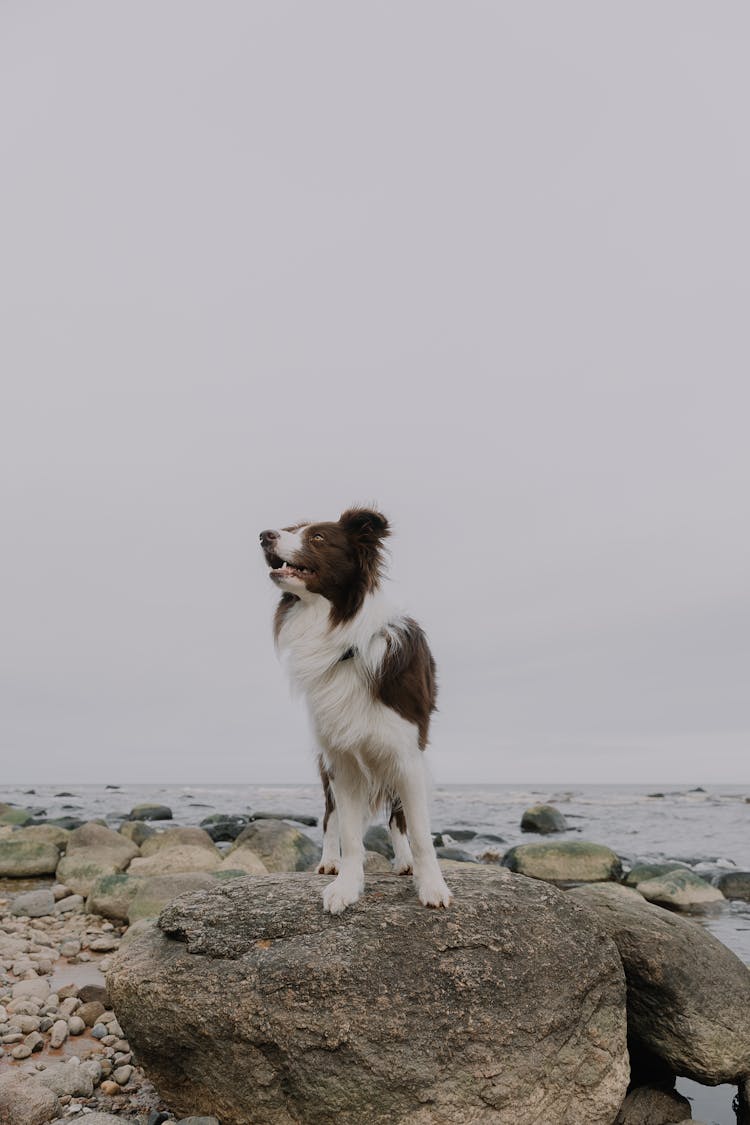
[[434, 847, 477, 862], [11, 1042, 33, 1058], [77, 1000, 106, 1026], [99, 1079, 120, 1096], [60, 940, 81, 958], [50, 1019, 69, 1047], [520, 804, 568, 834], [89, 937, 118, 953], [67, 1015, 85, 1035], [363, 825, 393, 858], [636, 869, 724, 911], [10, 888, 56, 918], [623, 863, 689, 887], [112, 1063, 133, 1084], [126, 804, 173, 822], [716, 870, 750, 901]]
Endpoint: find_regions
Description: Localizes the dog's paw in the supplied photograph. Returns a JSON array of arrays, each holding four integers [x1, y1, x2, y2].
[[322, 876, 362, 914], [416, 874, 453, 909], [392, 860, 413, 876], [317, 860, 340, 875]]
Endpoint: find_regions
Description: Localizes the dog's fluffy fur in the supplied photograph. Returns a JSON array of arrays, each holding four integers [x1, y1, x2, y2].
[[260, 508, 452, 913]]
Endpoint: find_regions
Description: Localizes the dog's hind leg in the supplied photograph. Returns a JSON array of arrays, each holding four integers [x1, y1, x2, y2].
[[317, 759, 340, 874], [389, 798, 413, 875]]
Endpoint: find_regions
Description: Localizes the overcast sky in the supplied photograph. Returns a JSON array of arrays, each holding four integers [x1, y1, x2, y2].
[[1, 3, 748, 786]]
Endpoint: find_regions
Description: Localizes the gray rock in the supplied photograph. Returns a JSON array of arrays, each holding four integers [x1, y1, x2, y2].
[[228, 819, 320, 872], [568, 882, 750, 1084], [636, 869, 724, 911], [108, 870, 629, 1125], [623, 863, 690, 887], [0, 839, 60, 877], [56, 822, 140, 895], [362, 824, 393, 858], [251, 811, 318, 827], [119, 820, 156, 847], [434, 846, 477, 862], [127, 803, 173, 821], [11, 888, 56, 917], [176, 1118, 221, 1125], [200, 813, 250, 842], [53, 893, 84, 913], [716, 870, 750, 901], [35, 1057, 98, 1098], [0, 1071, 60, 1125], [613, 1084, 692, 1123], [521, 803, 568, 834], [502, 840, 622, 883], [440, 828, 477, 841], [11, 824, 70, 851], [140, 826, 218, 855]]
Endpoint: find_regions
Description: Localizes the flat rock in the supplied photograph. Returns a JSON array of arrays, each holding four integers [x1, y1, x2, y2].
[[228, 819, 320, 872], [56, 822, 140, 895], [502, 840, 622, 883], [568, 882, 750, 1084], [11, 887, 56, 917], [520, 803, 569, 834], [624, 863, 689, 887], [636, 869, 724, 911], [0, 839, 60, 877], [127, 803, 173, 821], [108, 870, 629, 1125], [0, 1071, 60, 1125]]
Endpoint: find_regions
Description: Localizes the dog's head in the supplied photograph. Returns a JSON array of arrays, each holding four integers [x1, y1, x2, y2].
[[260, 508, 390, 620]]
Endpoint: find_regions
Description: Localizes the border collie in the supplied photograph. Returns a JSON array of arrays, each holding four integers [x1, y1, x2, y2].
[[260, 508, 452, 914]]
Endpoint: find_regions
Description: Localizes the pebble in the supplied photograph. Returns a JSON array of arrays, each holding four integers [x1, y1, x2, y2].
[[67, 1015, 85, 1035], [113, 1063, 133, 1084], [60, 939, 81, 957], [11, 1042, 32, 1058], [50, 1018, 69, 1047], [100, 1079, 120, 1096]]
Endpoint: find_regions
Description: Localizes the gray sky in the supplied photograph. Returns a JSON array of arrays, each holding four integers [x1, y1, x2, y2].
[[2, 3, 748, 785]]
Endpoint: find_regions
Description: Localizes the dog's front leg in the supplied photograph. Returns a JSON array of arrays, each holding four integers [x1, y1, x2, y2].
[[321, 768, 366, 914], [398, 752, 453, 909]]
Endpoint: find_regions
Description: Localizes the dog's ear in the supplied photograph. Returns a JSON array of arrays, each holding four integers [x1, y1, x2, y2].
[[339, 508, 390, 544]]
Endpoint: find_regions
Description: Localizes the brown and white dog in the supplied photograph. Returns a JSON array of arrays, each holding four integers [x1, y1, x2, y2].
[[260, 508, 452, 913]]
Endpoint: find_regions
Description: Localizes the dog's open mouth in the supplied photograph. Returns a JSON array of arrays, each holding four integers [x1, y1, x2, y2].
[[268, 555, 315, 582]]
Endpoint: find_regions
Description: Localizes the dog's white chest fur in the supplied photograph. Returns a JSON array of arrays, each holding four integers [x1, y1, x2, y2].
[[276, 591, 415, 774]]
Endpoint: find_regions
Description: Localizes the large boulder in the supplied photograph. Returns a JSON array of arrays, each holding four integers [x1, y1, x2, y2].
[[128, 845, 222, 877], [623, 863, 689, 887], [119, 820, 156, 847], [228, 820, 320, 872], [568, 882, 750, 1084], [520, 804, 568, 834], [216, 844, 268, 876], [0, 804, 34, 827], [108, 870, 629, 1125], [139, 826, 218, 855], [502, 840, 622, 884], [87, 873, 143, 921], [0, 1071, 60, 1125], [613, 1085, 692, 1123], [0, 838, 60, 876], [55, 822, 139, 895], [11, 824, 70, 851]]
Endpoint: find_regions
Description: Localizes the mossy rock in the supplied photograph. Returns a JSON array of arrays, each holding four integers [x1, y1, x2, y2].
[[502, 840, 622, 884], [0, 838, 60, 876]]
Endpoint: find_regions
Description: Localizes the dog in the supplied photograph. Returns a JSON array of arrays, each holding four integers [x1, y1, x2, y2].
[[260, 507, 452, 913]]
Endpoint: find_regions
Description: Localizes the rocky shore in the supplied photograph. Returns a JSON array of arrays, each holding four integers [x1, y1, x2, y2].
[[1, 796, 749, 1124]]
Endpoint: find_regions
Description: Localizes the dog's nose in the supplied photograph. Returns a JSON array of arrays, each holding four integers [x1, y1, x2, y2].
[[260, 529, 279, 547]]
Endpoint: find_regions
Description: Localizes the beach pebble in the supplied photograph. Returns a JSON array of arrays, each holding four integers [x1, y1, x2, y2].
[[67, 1015, 85, 1035], [54, 894, 85, 914], [112, 1063, 133, 1084], [77, 1000, 106, 1026], [11, 1043, 33, 1058], [99, 1079, 120, 1095], [91, 1023, 108, 1038], [88, 936, 118, 953], [50, 1019, 69, 1047], [60, 939, 81, 958]]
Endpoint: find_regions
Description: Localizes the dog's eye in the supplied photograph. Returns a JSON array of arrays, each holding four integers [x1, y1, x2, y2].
[[312, 533, 324, 542]]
